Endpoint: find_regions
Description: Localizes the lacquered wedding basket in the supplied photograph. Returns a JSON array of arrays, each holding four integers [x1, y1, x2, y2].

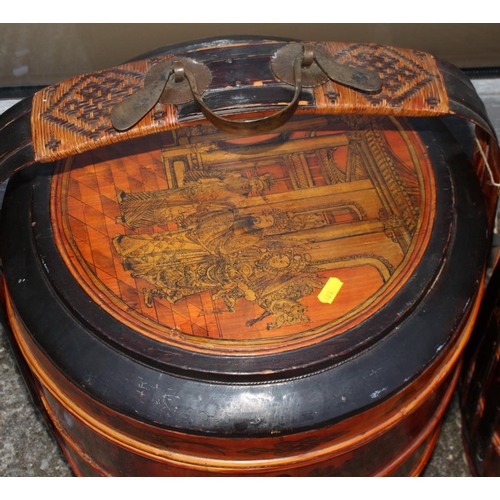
[[0, 36, 499, 476], [461, 250, 500, 476]]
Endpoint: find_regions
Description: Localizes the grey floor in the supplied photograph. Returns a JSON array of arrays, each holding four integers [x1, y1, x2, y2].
[[1, 77, 499, 477]]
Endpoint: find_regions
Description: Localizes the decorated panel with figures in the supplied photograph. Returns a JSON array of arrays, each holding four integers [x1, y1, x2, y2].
[[50, 115, 434, 355]]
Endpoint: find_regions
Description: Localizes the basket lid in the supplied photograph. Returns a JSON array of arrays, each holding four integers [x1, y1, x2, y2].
[[2, 112, 487, 375], [0, 37, 490, 436]]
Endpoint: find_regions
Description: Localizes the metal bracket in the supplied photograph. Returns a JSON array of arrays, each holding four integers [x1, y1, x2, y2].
[[271, 43, 382, 92]]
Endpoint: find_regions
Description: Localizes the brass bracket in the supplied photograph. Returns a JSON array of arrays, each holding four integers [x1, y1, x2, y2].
[[271, 43, 381, 92], [111, 57, 211, 131], [144, 57, 212, 105]]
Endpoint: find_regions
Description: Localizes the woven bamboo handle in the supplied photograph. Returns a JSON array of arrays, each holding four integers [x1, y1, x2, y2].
[[0, 38, 497, 218], [28, 40, 461, 164]]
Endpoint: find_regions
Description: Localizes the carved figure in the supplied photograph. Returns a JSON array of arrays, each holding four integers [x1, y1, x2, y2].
[[113, 201, 329, 327], [117, 171, 274, 229]]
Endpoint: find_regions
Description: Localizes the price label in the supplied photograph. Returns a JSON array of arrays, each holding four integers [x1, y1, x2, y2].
[[318, 277, 343, 304]]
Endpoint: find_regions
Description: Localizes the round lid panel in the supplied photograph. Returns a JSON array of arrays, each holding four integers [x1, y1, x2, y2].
[[49, 114, 437, 357]]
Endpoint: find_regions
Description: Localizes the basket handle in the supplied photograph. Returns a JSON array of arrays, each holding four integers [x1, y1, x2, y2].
[[112, 52, 305, 136], [111, 44, 381, 136], [180, 54, 304, 136], [21, 40, 497, 165], [0, 38, 498, 227]]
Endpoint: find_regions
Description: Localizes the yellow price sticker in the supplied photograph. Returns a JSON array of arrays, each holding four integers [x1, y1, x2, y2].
[[318, 277, 344, 304]]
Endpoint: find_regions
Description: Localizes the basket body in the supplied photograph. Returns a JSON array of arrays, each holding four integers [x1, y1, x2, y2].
[[0, 37, 492, 476]]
